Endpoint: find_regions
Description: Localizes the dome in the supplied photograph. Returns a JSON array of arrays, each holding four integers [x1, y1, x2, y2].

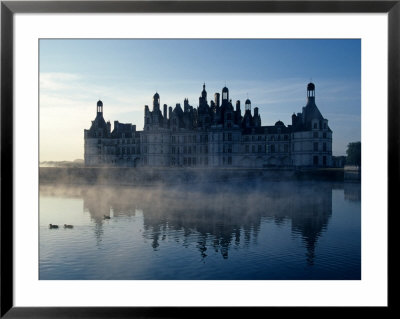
[[307, 82, 315, 91], [275, 120, 284, 126], [153, 92, 160, 99], [245, 99, 251, 105], [97, 100, 103, 107], [222, 86, 229, 92]]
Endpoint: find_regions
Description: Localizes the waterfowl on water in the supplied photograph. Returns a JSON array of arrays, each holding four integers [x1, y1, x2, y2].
[[49, 224, 59, 229], [64, 224, 73, 229], [104, 215, 111, 219]]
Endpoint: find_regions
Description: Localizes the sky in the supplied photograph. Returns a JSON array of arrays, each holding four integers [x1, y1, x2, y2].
[[39, 39, 361, 161]]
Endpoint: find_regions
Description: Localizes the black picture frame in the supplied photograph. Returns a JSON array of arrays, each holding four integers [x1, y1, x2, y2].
[[1, 1, 396, 317]]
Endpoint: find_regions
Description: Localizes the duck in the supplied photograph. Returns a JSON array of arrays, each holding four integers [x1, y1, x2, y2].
[[103, 215, 111, 220], [49, 224, 59, 229], [64, 224, 73, 229]]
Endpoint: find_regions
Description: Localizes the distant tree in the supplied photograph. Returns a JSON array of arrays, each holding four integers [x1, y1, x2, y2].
[[346, 142, 361, 167]]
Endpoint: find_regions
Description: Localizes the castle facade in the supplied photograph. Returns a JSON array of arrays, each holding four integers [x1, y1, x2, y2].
[[84, 82, 332, 168]]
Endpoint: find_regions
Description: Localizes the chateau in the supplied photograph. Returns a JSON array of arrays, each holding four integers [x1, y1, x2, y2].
[[84, 82, 332, 168]]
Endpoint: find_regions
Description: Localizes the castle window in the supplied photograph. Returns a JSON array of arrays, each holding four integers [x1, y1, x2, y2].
[[183, 146, 187, 154], [228, 157, 232, 165], [323, 142, 327, 152], [258, 145, 262, 153], [323, 132, 327, 138], [284, 144, 289, 153], [228, 133, 232, 141], [323, 156, 327, 166], [205, 135, 208, 142], [252, 136, 255, 141], [252, 145, 255, 153], [313, 132, 318, 138], [284, 135, 288, 141], [314, 142, 319, 151], [271, 145, 275, 153], [205, 146, 208, 153], [324, 123, 327, 129], [314, 123, 318, 129]]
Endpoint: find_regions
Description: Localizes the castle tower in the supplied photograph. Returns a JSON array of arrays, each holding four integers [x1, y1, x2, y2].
[[222, 86, 229, 103], [307, 82, 315, 101], [153, 92, 160, 111], [97, 100, 103, 116], [245, 98, 251, 112], [201, 83, 207, 100]]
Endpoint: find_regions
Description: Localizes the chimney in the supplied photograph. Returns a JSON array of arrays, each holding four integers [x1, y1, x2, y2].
[[254, 107, 259, 117], [163, 104, 167, 118], [214, 93, 220, 107], [236, 100, 241, 112]]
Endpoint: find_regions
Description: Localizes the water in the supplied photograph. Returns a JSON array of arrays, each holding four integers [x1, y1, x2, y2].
[[39, 181, 361, 280]]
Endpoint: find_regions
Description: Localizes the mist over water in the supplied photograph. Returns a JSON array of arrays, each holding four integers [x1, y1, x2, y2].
[[39, 181, 361, 280]]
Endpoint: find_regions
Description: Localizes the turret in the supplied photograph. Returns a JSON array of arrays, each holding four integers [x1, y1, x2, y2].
[[153, 92, 160, 111], [245, 99, 251, 112], [307, 82, 315, 102], [222, 86, 229, 102], [201, 83, 207, 100], [96, 100, 103, 117]]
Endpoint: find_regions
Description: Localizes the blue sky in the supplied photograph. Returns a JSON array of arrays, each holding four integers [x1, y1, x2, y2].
[[40, 39, 360, 161]]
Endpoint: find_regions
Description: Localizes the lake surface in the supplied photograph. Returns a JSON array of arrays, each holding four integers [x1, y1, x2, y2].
[[39, 181, 361, 280]]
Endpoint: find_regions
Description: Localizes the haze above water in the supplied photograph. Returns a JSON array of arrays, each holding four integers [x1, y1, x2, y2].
[[40, 181, 361, 280]]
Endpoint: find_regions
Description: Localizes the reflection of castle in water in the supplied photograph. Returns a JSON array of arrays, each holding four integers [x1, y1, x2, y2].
[[81, 182, 334, 264], [344, 182, 361, 201]]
